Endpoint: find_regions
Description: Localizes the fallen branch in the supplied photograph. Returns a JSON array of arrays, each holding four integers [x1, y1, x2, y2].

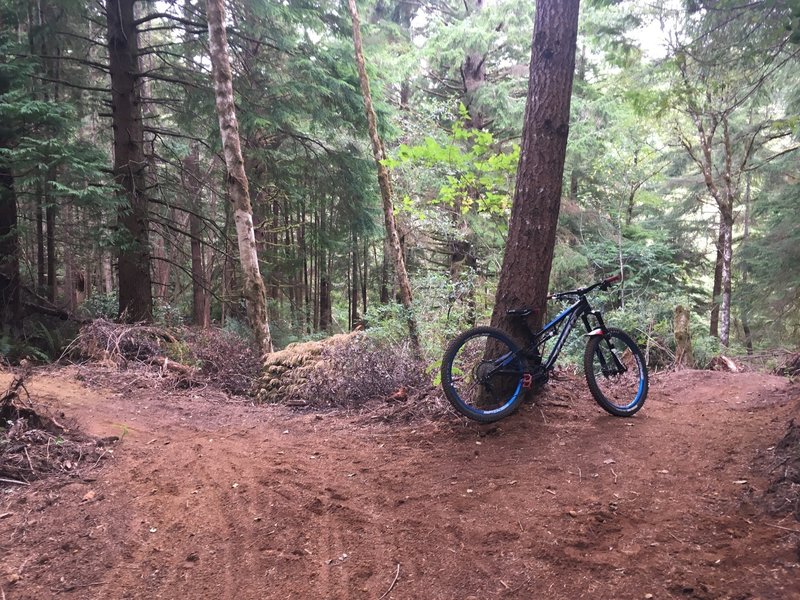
[[0, 477, 30, 486], [764, 523, 800, 534], [378, 563, 401, 600]]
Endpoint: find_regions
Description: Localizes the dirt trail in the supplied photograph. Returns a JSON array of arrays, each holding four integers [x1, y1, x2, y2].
[[1, 367, 798, 600]]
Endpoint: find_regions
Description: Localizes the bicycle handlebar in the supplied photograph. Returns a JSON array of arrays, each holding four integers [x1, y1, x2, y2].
[[549, 274, 623, 300]]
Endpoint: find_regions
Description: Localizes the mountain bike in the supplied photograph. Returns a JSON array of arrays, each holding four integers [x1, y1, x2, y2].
[[440, 275, 648, 423]]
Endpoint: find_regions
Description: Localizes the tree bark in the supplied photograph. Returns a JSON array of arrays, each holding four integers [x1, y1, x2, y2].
[[709, 224, 723, 337], [35, 182, 45, 292], [0, 137, 21, 335], [351, 234, 359, 328], [740, 173, 753, 354], [348, 0, 419, 351], [107, 0, 153, 322], [490, 0, 581, 341], [46, 199, 56, 301], [718, 208, 733, 347], [184, 143, 210, 328], [673, 305, 694, 369], [102, 251, 114, 294], [206, 0, 273, 357]]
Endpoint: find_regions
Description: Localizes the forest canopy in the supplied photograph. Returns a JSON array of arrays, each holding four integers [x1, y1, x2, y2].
[[0, 0, 798, 366]]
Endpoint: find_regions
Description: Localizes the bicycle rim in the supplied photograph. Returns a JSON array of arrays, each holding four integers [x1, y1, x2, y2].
[[587, 331, 647, 413], [443, 329, 524, 420]]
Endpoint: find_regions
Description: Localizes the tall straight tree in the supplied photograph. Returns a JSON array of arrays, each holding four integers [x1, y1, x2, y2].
[[347, 0, 420, 351], [107, 0, 153, 322], [666, 2, 800, 347], [206, 0, 273, 357], [490, 0, 580, 341], [0, 68, 20, 335]]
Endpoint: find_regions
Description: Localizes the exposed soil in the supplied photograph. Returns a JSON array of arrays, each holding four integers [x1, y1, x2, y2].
[[1, 366, 799, 600]]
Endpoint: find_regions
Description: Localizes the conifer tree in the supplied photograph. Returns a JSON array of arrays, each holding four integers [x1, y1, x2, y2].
[[490, 0, 581, 341], [206, 0, 273, 356]]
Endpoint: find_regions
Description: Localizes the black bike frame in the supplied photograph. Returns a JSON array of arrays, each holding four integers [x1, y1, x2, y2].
[[524, 294, 609, 371]]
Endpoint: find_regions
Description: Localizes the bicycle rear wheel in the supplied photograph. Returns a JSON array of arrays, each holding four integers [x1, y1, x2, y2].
[[584, 327, 648, 417], [441, 326, 525, 423]]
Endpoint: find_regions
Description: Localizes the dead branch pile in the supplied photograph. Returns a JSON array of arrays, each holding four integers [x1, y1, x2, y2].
[[77, 319, 172, 362], [1, 375, 113, 487], [255, 332, 434, 414], [74, 320, 262, 395], [183, 328, 262, 396], [75, 319, 198, 385], [763, 418, 800, 521], [774, 353, 800, 377]]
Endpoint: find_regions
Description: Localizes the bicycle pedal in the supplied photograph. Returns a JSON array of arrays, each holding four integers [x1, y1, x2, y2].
[[522, 367, 549, 389]]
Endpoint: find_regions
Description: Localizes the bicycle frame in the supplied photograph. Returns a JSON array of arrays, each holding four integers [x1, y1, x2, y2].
[[440, 273, 647, 422], [531, 295, 607, 370], [486, 276, 625, 387]]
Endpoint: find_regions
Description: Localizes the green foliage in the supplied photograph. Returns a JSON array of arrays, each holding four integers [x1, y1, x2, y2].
[[0, 317, 77, 364], [1, 0, 797, 363], [387, 108, 519, 215], [81, 293, 119, 320], [222, 316, 255, 344]]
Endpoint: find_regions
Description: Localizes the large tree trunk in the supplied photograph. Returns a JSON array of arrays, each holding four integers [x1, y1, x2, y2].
[[206, 0, 273, 357], [347, 0, 420, 351], [107, 0, 153, 322], [490, 0, 581, 341]]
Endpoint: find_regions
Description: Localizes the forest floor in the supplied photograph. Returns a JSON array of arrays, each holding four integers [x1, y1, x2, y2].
[[1, 365, 799, 600]]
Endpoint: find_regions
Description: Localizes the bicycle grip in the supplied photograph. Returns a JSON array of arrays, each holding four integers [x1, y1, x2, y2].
[[605, 274, 622, 284]]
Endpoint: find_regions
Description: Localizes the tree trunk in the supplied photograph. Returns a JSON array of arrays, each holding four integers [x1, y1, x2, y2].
[[102, 251, 114, 294], [719, 208, 733, 347], [0, 136, 21, 335], [710, 223, 723, 337], [351, 234, 359, 328], [184, 143, 210, 328], [107, 0, 153, 322], [361, 238, 368, 316], [379, 241, 390, 305], [347, 0, 420, 351], [318, 198, 331, 332], [207, 0, 273, 357], [490, 0, 581, 341], [740, 173, 753, 354], [35, 182, 45, 292], [673, 305, 694, 369], [46, 199, 56, 301]]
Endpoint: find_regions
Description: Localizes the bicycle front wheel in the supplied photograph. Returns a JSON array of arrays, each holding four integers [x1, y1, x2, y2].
[[441, 326, 525, 423], [584, 327, 648, 417]]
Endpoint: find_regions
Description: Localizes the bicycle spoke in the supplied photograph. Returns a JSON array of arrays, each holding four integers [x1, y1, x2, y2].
[[442, 327, 525, 422]]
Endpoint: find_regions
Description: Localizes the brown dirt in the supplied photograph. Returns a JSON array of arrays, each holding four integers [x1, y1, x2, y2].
[[1, 366, 799, 600]]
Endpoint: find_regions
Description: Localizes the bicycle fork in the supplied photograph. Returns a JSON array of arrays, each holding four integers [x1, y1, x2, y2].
[[582, 311, 627, 376]]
